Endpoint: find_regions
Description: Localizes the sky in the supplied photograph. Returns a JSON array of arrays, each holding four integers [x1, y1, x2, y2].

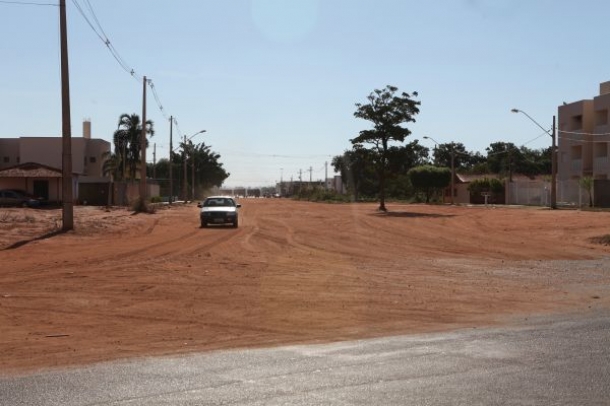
[[1, 0, 609, 187]]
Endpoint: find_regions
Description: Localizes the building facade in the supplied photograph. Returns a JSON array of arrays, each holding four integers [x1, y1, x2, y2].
[[557, 81, 610, 206], [0, 120, 111, 203]]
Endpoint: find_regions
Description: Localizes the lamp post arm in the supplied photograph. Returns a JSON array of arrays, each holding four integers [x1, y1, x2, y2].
[[513, 109, 551, 136]]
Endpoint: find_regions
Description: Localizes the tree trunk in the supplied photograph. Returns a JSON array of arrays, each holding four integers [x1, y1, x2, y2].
[[378, 140, 388, 211]]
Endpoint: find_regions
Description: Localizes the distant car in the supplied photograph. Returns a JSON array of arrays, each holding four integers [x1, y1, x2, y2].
[[0, 189, 41, 207], [6, 189, 46, 205], [198, 196, 241, 228]]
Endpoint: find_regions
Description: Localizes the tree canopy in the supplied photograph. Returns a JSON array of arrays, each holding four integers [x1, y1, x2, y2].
[[352, 85, 421, 211], [407, 165, 451, 203]]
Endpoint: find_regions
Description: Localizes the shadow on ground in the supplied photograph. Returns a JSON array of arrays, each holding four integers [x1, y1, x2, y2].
[[370, 211, 455, 219], [3, 229, 65, 250]]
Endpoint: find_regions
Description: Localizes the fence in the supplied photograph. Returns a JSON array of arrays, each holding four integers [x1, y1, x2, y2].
[[507, 179, 606, 207]]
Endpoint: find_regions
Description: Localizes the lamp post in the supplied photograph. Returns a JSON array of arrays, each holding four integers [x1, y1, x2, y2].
[[511, 109, 556, 209], [423, 136, 455, 205], [181, 130, 206, 202]]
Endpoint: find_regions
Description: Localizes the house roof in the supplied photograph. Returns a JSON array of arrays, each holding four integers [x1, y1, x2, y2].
[[0, 162, 63, 178]]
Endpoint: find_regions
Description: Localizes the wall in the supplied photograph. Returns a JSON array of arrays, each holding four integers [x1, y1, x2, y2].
[[0, 139, 20, 169]]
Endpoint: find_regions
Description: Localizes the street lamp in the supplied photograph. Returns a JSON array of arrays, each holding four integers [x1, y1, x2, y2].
[[511, 109, 556, 209], [423, 136, 455, 205], [182, 130, 206, 202]]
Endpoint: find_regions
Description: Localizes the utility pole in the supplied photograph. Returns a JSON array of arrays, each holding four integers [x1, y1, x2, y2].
[[280, 168, 283, 196], [182, 135, 187, 202], [191, 147, 195, 201], [551, 115, 557, 209], [309, 166, 313, 183], [325, 161, 328, 189], [450, 145, 455, 205], [299, 169, 302, 194], [169, 116, 173, 204], [510, 108, 557, 209], [59, 0, 73, 231], [506, 145, 512, 205], [139, 75, 148, 202], [152, 143, 156, 180]]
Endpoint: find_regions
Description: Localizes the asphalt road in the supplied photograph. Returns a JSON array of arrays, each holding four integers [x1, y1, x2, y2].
[[2, 312, 609, 406]]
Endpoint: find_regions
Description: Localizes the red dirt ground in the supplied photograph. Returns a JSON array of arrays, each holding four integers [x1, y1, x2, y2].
[[1, 200, 609, 374]]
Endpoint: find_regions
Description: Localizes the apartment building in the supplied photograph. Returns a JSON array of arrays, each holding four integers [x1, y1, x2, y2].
[[0, 120, 111, 203], [557, 81, 610, 206]]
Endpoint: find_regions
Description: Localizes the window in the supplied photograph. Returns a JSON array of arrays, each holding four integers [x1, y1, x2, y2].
[[3, 157, 8, 163], [89, 157, 96, 164], [571, 115, 583, 130], [595, 109, 608, 126], [16, 156, 20, 163]]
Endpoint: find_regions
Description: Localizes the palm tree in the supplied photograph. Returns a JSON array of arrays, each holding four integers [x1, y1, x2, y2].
[[113, 114, 154, 180], [101, 151, 122, 180]]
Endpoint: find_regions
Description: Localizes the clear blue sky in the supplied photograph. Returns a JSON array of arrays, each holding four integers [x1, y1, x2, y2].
[[1, 0, 608, 187]]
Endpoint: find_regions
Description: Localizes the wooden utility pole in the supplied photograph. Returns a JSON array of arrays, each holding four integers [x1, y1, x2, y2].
[[182, 135, 187, 202], [59, 0, 73, 231], [551, 115, 557, 209], [169, 116, 173, 204], [450, 146, 455, 205], [191, 148, 195, 201], [152, 143, 156, 180], [139, 76, 148, 202]]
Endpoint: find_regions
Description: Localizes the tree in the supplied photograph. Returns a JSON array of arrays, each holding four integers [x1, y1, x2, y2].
[[485, 142, 551, 178], [579, 176, 594, 207], [190, 142, 230, 192], [432, 142, 486, 171], [352, 85, 420, 211], [102, 151, 122, 180], [485, 142, 516, 176], [468, 177, 505, 203], [331, 146, 375, 200], [112, 113, 154, 180], [407, 165, 451, 203]]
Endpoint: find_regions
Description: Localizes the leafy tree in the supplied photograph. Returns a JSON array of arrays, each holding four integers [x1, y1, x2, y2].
[[432, 142, 486, 171], [485, 142, 516, 176], [407, 165, 451, 203], [485, 142, 551, 177], [386, 141, 430, 174], [112, 113, 155, 180], [178, 141, 229, 198], [190, 142, 230, 191], [468, 177, 505, 195], [331, 146, 375, 200], [352, 85, 420, 211], [579, 176, 594, 207]]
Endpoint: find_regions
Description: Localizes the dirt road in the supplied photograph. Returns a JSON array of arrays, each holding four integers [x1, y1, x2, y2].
[[1, 200, 609, 373]]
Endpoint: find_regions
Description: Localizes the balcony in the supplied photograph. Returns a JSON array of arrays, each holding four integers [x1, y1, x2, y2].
[[571, 159, 582, 173], [594, 156, 610, 174]]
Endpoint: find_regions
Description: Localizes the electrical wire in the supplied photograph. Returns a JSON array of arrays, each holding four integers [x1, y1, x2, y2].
[[70, 0, 186, 143], [559, 129, 610, 136], [0, 0, 56, 5], [558, 136, 610, 143]]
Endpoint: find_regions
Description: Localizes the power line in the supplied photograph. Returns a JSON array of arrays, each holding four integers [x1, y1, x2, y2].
[[0, 0, 56, 5], [558, 136, 610, 144], [559, 129, 610, 136], [70, 0, 179, 136], [70, 0, 141, 81]]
